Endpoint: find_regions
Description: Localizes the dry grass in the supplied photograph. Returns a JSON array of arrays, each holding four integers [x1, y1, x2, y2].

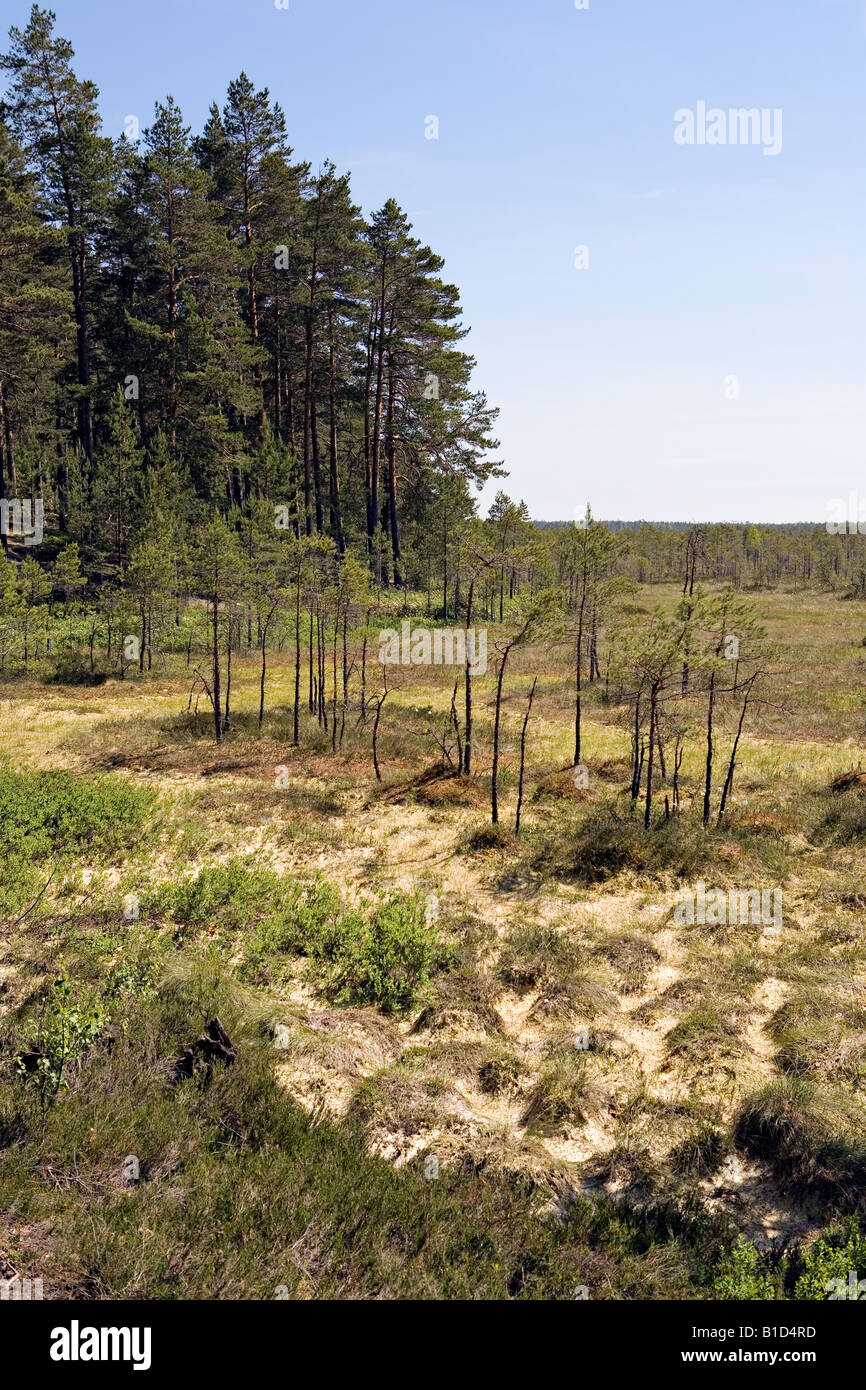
[[4, 585, 866, 1268]]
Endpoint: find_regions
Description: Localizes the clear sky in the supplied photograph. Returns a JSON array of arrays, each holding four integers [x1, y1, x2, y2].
[[6, 0, 865, 522]]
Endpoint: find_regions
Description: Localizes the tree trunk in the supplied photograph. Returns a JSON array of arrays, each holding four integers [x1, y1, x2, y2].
[[71, 234, 95, 476], [370, 257, 388, 579], [703, 670, 716, 826], [224, 615, 232, 731], [327, 311, 345, 553], [450, 679, 463, 774], [644, 681, 658, 830], [574, 590, 587, 765], [630, 686, 643, 801], [673, 736, 683, 812], [515, 676, 537, 835], [212, 597, 222, 743], [362, 312, 375, 556], [718, 679, 753, 821], [491, 643, 512, 824], [372, 678, 388, 780], [308, 609, 314, 711], [385, 362, 401, 585], [463, 579, 475, 775], [302, 244, 318, 534]]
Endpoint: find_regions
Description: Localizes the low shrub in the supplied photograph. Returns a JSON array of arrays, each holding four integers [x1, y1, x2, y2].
[[152, 861, 440, 1014], [0, 961, 718, 1300], [0, 767, 156, 864], [331, 892, 441, 1014], [793, 1218, 866, 1299], [46, 649, 108, 686], [712, 1236, 781, 1300]]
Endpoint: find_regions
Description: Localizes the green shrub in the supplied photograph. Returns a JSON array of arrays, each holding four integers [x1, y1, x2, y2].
[[153, 861, 439, 1013], [15, 967, 107, 1109], [332, 892, 439, 1014], [717, 1221, 866, 1301], [713, 1236, 780, 1300], [47, 649, 107, 686], [149, 860, 286, 933], [0, 767, 155, 864], [793, 1219, 866, 1299]]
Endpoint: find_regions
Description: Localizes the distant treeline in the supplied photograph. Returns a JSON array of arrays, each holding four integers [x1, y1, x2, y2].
[[535, 520, 823, 532], [541, 520, 866, 594]]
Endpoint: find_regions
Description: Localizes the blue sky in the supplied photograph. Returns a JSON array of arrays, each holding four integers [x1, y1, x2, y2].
[[8, 0, 866, 521]]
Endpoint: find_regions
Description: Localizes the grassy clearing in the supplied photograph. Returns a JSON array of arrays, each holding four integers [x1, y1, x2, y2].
[[4, 586, 866, 1298]]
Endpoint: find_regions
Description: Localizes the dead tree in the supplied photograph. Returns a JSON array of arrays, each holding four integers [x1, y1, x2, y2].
[[515, 676, 538, 835], [372, 666, 389, 781]]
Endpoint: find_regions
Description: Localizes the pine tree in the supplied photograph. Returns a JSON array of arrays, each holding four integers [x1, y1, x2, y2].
[[364, 199, 501, 585], [197, 74, 295, 452], [0, 116, 71, 518], [297, 162, 365, 542], [2, 4, 114, 474], [92, 386, 141, 563]]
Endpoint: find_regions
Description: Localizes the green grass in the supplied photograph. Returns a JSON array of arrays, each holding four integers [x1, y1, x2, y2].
[[521, 1046, 600, 1136], [769, 984, 866, 1084], [670, 1126, 725, 1178], [812, 787, 866, 845], [666, 1006, 743, 1067]]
